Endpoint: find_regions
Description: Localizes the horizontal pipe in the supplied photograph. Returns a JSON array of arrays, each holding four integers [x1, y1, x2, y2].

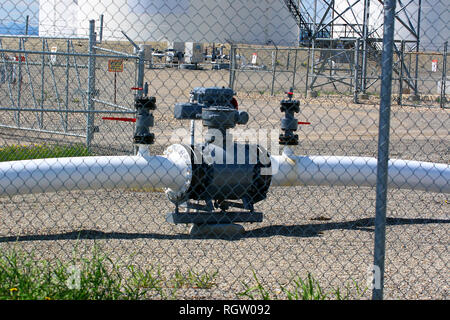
[[0, 48, 132, 59], [0, 34, 89, 40], [0, 149, 448, 197], [0, 124, 86, 138], [271, 153, 449, 194], [0, 107, 135, 114], [0, 148, 190, 197]]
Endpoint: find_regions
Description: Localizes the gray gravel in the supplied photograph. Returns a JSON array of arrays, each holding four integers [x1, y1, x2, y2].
[[0, 65, 448, 299]]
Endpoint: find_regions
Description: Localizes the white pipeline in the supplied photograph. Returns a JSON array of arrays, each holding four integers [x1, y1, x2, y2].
[[270, 151, 449, 194], [0, 147, 448, 197], [0, 147, 191, 197]]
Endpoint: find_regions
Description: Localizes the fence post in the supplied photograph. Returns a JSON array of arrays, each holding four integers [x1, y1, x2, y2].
[[397, 40, 405, 105], [17, 37, 23, 127], [86, 19, 97, 152], [361, 0, 370, 94], [440, 41, 448, 109], [65, 39, 70, 132], [413, 0, 422, 98], [137, 47, 145, 98], [271, 47, 278, 96], [228, 44, 236, 91], [291, 48, 298, 91], [40, 38, 45, 129], [372, 0, 396, 300], [353, 38, 360, 103], [99, 14, 104, 44], [305, 45, 311, 97]]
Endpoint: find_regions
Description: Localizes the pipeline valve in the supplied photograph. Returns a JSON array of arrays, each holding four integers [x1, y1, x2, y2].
[[133, 85, 156, 145], [165, 86, 271, 226], [279, 90, 300, 145]]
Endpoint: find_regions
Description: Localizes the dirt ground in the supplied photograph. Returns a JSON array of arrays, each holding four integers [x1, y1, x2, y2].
[[0, 50, 448, 299]]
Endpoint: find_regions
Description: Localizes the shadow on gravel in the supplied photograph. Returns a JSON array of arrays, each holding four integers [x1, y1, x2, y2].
[[0, 217, 448, 242], [244, 217, 450, 238]]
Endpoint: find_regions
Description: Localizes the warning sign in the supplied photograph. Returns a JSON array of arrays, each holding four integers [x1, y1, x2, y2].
[[108, 59, 124, 72]]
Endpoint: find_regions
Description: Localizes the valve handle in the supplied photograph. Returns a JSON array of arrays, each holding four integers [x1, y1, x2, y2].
[[102, 117, 136, 122]]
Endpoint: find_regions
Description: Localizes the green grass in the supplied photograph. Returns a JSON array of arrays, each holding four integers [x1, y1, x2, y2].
[[238, 270, 368, 300], [0, 144, 90, 162], [0, 246, 366, 300], [0, 247, 218, 300]]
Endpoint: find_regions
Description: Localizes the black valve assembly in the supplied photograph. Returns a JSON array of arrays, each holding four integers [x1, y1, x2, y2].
[[133, 84, 156, 145], [166, 87, 272, 225]]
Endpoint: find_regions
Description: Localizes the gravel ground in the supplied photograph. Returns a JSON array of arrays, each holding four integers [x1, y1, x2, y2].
[[0, 61, 448, 299]]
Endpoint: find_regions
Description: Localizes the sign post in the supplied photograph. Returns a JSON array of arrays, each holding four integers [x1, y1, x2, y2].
[[108, 59, 124, 104]]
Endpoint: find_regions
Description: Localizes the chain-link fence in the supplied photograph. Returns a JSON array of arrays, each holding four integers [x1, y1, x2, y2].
[[0, 0, 448, 300]]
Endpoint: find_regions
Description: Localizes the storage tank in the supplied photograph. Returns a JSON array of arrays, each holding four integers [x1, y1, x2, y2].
[[38, 0, 448, 50], [73, 0, 298, 45], [39, 0, 79, 37]]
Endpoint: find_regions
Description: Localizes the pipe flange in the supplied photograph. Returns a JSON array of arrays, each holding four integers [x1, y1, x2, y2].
[[163, 144, 192, 204]]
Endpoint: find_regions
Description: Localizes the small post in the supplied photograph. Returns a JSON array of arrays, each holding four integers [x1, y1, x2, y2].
[[440, 41, 447, 109], [114, 72, 117, 104], [372, 0, 396, 301], [86, 20, 97, 151]]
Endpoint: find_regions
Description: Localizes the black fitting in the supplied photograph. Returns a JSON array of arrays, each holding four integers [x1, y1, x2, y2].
[[133, 95, 156, 145], [279, 91, 300, 145]]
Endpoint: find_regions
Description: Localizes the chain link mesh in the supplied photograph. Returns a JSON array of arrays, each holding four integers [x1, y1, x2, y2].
[[0, 0, 448, 299]]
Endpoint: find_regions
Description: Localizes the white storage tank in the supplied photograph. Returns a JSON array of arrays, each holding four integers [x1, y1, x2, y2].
[[39, 0, 79, 36], [38, 0, 448, 50], [72, 0, 298, 45]]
